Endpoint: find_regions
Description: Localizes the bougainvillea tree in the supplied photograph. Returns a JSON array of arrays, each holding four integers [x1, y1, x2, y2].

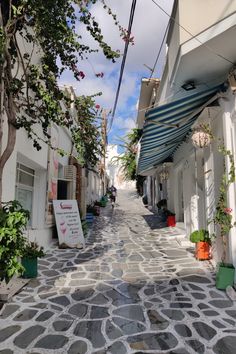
[[0, 0, 121, 203]]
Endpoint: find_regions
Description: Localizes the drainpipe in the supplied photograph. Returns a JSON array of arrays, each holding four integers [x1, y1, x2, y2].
[[191, 147, 199, 231], [223, 111, 236, 268]]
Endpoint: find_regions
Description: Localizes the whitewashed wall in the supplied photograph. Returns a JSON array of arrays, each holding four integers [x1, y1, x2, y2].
[[86, 169, 101, 205], [219, 89, 236, 270], [2, 116, 76, 248], [169, 88, 236, 272]]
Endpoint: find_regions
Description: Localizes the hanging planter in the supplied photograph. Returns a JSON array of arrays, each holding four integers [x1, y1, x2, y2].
[[191, 124, 213, 148]]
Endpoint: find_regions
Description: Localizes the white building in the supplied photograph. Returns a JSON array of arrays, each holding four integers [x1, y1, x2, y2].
[[106, 145, 120, 187], [2, 82, 104, 248], [137, 0, 236, 272], [106, 144, 135, 190]]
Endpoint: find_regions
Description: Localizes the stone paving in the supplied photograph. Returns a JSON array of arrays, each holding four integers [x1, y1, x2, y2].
[[1, 189, 236, 354]]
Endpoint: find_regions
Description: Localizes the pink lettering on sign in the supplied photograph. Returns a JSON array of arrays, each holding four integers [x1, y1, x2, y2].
[[60, 202, 72, 210]]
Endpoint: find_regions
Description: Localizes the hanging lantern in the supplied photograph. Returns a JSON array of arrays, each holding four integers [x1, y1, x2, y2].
[[159, 170, 169, 182], [191, 124, 213, 148]]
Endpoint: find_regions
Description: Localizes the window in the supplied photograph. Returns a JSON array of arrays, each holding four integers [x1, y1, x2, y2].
[[15, 163, 35, 226]]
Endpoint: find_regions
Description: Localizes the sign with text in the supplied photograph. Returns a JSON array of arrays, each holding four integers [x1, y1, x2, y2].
[[53, 200, 85, 248]]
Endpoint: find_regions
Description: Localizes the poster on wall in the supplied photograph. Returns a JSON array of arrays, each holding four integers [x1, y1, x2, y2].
[[53, 200, 85, 248], [46, 125, 59, 224]]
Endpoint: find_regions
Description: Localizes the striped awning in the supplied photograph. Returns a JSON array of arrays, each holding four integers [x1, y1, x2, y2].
[[137, 85, 224, 175]]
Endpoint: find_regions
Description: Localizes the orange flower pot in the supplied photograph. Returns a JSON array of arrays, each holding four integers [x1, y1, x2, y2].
[[195, 241, 210, 260]]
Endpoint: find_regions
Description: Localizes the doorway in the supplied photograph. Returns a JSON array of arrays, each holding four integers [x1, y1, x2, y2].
[[57, 180, 68, 200]]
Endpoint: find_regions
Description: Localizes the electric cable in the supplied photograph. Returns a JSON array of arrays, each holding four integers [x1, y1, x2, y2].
[[149, 20, 170, 79], [151, 0, 234, 65], [108, 0, 137, 133]]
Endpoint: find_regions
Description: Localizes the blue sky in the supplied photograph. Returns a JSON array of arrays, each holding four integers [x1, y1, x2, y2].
[[60, 0, 174, 150]]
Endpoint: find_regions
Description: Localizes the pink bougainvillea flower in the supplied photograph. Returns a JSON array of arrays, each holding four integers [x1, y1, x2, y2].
[[95, 72, 104, 78], [72, 64, 85, 80], [224, 208, 232, 214], [121, 28, 135, 45], [78, 71, 85, 79]]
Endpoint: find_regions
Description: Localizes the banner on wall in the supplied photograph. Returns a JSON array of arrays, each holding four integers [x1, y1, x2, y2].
[[46, 125, 59, 224], [53, 200, 85, 248]]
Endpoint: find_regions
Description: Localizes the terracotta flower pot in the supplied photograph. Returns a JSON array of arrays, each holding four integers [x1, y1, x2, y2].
[[94, 205, 100, 216], [195, 241, 210, 260]]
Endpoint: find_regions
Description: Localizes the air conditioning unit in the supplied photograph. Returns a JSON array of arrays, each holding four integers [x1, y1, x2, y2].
[[63, 165, 77, 199], [63, 165, 77, 181]]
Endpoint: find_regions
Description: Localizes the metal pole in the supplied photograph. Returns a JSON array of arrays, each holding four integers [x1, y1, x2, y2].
[[194, 147, 198, 196], [102, 109, 107, 195]]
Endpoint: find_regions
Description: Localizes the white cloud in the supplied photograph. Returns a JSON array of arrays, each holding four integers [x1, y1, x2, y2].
[[114, 116, 136, 130], [59, 0, 174, 139]]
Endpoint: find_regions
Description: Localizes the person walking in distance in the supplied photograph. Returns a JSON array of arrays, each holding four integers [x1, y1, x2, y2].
[[110, 185, 117, 208]]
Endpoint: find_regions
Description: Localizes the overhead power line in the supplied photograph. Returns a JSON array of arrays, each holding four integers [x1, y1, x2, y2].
[[109, 0, 137, 132], [149, 20, 170, 79], [151, 0, 234, 66]]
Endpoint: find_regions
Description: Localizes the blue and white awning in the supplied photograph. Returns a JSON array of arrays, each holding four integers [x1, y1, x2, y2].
[[137, 85, 224, 175]]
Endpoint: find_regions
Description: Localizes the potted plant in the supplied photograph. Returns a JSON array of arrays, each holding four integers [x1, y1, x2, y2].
[[191, 123, 213, 148], [156, 199, 167, 221], [165, 210, 176, 227], [212, 145, 236, 289], [81, 219, 89, 237], [190, 229, 211, 260], [21, 241, 45, 278], [142, 195, 148, 207], [0, 200, 29, 282], [100, 196, 107, 207], [93, 201, 101, 216], [86, 204, 94, 223]]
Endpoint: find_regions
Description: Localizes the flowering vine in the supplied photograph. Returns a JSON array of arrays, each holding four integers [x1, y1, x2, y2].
[[212, 144, 236, 264], [101, 0, 135, 45], [0, 0, 121, 203]]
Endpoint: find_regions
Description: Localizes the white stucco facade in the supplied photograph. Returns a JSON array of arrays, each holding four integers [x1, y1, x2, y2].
[[2, 119, 75, 248], [105, 144, 135, 190], [136, 0, 236, 278]]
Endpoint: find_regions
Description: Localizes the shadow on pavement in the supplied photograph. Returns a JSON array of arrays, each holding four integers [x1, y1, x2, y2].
[[142, 214, 167, 230]]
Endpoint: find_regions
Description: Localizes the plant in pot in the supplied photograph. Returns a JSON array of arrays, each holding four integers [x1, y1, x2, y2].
[[191, 123, 213, 148], [93, 201, 101, 216], [190, 229, 211, 260], [156, 199, 167, 222], [0, 200, 29, 282], [164, 209, 176, 227], [81, 219, 89, 237], [86, 204, 94, 213], [100, 196, 107, 207], [21, 241, 45, 278], [212, 145, 236, 289], [86, 204, 94, 223]]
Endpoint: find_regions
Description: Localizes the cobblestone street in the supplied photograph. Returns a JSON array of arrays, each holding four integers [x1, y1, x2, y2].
[[1, 189, 236, 354]]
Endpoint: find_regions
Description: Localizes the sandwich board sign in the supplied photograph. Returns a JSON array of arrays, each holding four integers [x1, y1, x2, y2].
[[53, 200, 85, 248]]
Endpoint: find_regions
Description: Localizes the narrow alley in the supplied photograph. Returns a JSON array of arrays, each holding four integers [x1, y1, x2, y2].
[[0, 190, 235, 354]]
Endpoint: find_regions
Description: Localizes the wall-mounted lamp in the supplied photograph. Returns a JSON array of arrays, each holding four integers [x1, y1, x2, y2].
[[228, 70, 236, 94], [181, 81, 196, 91]]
